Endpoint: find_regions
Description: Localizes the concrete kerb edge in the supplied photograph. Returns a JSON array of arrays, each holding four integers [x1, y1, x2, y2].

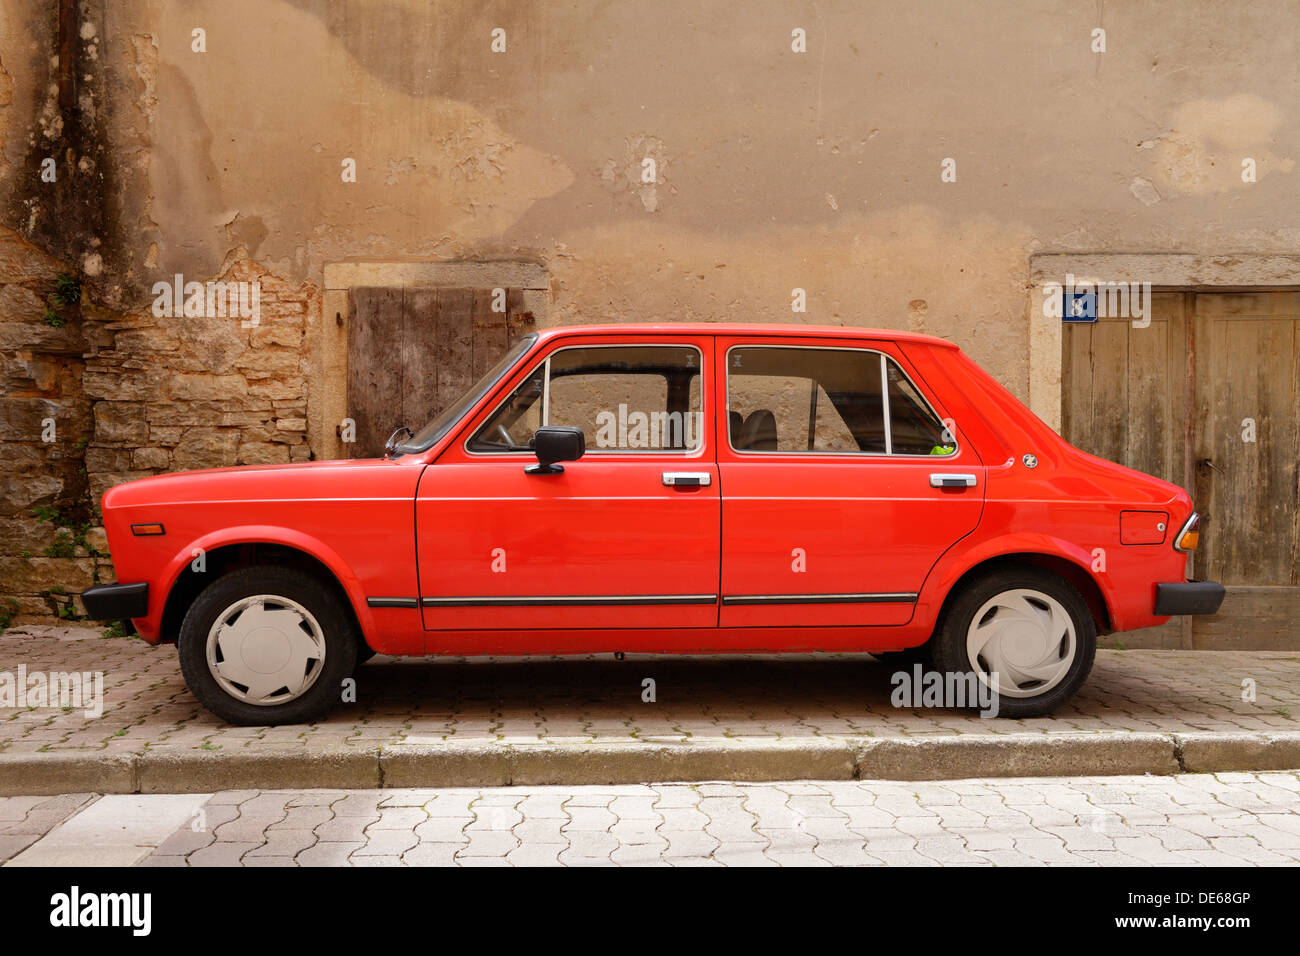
[[136, 747, 381, 793], [2, 733, 1298, 794], [852, 732, 1182, 780], [1173, 731, 1300, 774], [0, 751, 138, 796]]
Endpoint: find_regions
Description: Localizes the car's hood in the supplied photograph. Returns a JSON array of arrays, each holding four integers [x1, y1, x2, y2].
[[101, 457, 423, 510]]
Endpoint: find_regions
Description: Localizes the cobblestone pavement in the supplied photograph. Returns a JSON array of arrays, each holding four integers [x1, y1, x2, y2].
[[1, 625, 1297, 755], [2, 772, 1298, 866]]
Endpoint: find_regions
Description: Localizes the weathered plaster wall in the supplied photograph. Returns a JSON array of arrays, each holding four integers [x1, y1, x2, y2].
[[0, 0, 1297, 621], [13, 1, 1300, 359], [111, 1, 1299, 398]]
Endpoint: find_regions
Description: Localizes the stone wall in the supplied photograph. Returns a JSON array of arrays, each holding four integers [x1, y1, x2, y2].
[[0, 228, 95, 621], [0, 226, 317, 624], [82, 259, 317, 511]]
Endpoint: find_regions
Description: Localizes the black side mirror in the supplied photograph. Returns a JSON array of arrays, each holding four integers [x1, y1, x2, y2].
[[526, 426, 585, 475]]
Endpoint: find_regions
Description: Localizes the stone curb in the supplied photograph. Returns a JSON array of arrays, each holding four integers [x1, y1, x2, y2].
[[1174, 732, 1300, 774], [854, 733, 1181, 780], [1, 732, 1297, 795], [137, 748, 379, 794]]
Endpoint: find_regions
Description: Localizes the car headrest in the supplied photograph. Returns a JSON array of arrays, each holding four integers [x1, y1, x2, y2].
[[739, 409, 778, 451]]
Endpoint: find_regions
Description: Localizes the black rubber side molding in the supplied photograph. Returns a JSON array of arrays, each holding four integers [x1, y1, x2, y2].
[[366, 597, 419, 609], [81, 581, 148, 621], [1154, 581, 1226, 616]]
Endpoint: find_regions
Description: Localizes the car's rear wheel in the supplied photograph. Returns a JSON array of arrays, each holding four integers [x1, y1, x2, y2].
[[931, 566, 1096, 718], [178, 566, 357, 725]]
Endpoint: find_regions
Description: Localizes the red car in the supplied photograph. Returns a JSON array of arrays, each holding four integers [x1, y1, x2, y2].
[[82, 324, 1223, 724]]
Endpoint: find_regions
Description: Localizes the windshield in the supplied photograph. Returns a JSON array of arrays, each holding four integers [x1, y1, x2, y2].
[[392, 333, 538, 455]]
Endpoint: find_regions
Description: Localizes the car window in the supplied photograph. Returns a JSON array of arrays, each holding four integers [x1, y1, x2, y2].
[[726, 346, 954, 456], [886, 361, 954, 454], [396, 333, 537, 454], [728, 371, 860, 452], [468, 344, 704, 453]]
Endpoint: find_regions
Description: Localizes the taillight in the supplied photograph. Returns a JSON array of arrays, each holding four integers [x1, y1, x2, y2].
[[1174, 512, 1200, 552]]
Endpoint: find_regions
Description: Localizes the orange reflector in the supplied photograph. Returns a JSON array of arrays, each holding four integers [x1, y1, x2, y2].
[[131, 523, 166, 536], [1174, 512, 1201, 552]]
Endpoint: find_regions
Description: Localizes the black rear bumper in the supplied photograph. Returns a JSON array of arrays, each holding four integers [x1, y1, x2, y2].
[[1155, 581, 1225, 616], [81, 582, 148, 621]]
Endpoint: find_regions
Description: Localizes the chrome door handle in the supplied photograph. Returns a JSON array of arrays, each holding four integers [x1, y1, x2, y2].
[[663, 471, 712, 487], [929, 473, 977, 488]]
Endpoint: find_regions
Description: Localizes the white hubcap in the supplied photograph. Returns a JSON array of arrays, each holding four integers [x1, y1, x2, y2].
[[966, 588, 1076, 699], [206, 595, 326, 706]]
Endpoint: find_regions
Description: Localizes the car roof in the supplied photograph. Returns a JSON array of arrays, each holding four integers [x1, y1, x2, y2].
[[533, 323, 960, 350]]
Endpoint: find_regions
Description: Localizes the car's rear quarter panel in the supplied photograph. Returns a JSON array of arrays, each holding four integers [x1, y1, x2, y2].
[[906, 342, 1193, 634]]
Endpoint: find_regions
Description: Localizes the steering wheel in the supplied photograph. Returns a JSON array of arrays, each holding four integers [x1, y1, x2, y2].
[[496, 423, 517, 447]]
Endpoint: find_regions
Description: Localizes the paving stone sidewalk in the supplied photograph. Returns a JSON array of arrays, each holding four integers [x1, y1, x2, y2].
[[6, 771, 1300, 866], [1, 625, 1296, 757], [0, 793, 96, 864]]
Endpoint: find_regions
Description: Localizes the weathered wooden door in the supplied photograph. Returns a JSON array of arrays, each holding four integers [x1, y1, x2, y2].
[[1190, 294, 1300, 648], [1062, 291, 1300, 649], [346, 286, 532, 458]]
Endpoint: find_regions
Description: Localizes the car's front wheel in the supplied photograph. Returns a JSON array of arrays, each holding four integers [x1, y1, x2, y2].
[[178, 566, 357, 725], [931, 567, 1096, 718]]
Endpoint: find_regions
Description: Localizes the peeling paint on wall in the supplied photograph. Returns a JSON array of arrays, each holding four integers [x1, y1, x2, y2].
[[1150, 94, 1294, 195]]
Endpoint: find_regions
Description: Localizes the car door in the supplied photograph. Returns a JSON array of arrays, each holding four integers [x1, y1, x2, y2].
[[416, 335, 721, 632], [715, 336, 984, 628]]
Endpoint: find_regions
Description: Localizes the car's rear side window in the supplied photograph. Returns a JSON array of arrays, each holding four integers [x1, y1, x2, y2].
[[725, 345, 953, 456], [885, 359, 953, 455], [468, 344, 704, 454]]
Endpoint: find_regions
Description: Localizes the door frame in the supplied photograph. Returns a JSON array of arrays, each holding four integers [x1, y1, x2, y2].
[[416, 331, 722, 632], [316, 260, 550, 461], [711, 333, 985, 628], [1029, 253, 1300, 431]]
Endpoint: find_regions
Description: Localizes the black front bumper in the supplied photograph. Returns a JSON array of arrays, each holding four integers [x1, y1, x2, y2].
[[1155, 581, 1226, 616], [81, 582, 148, 621]]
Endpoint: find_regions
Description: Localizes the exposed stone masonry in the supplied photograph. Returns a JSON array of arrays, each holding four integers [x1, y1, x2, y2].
[[0, 227, 316, 622]]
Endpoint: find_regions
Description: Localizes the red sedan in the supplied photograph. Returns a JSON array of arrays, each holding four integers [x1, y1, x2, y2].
[[81, 324, 1223, 724]]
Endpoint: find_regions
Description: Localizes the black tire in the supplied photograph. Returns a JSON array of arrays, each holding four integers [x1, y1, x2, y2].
[[930, 566, 1096, 719], [178, 565, 358, 725]]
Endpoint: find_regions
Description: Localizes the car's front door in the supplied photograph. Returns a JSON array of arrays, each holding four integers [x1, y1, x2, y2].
[[416, 335, 720, 633], [715, 337, 985, 628]]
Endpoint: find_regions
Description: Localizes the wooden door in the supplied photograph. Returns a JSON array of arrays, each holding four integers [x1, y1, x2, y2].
[[346, 286, 532, 458], [1061, 293, 1190, 647], [1062, 292, 1189, 486], [1191, 293, 1300, 648], [1062, 291, 1300, 649]]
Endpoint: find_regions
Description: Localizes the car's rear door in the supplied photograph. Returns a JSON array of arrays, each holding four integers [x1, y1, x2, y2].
[[416, 333, 721, 632], [715, 335, 984, 628]]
